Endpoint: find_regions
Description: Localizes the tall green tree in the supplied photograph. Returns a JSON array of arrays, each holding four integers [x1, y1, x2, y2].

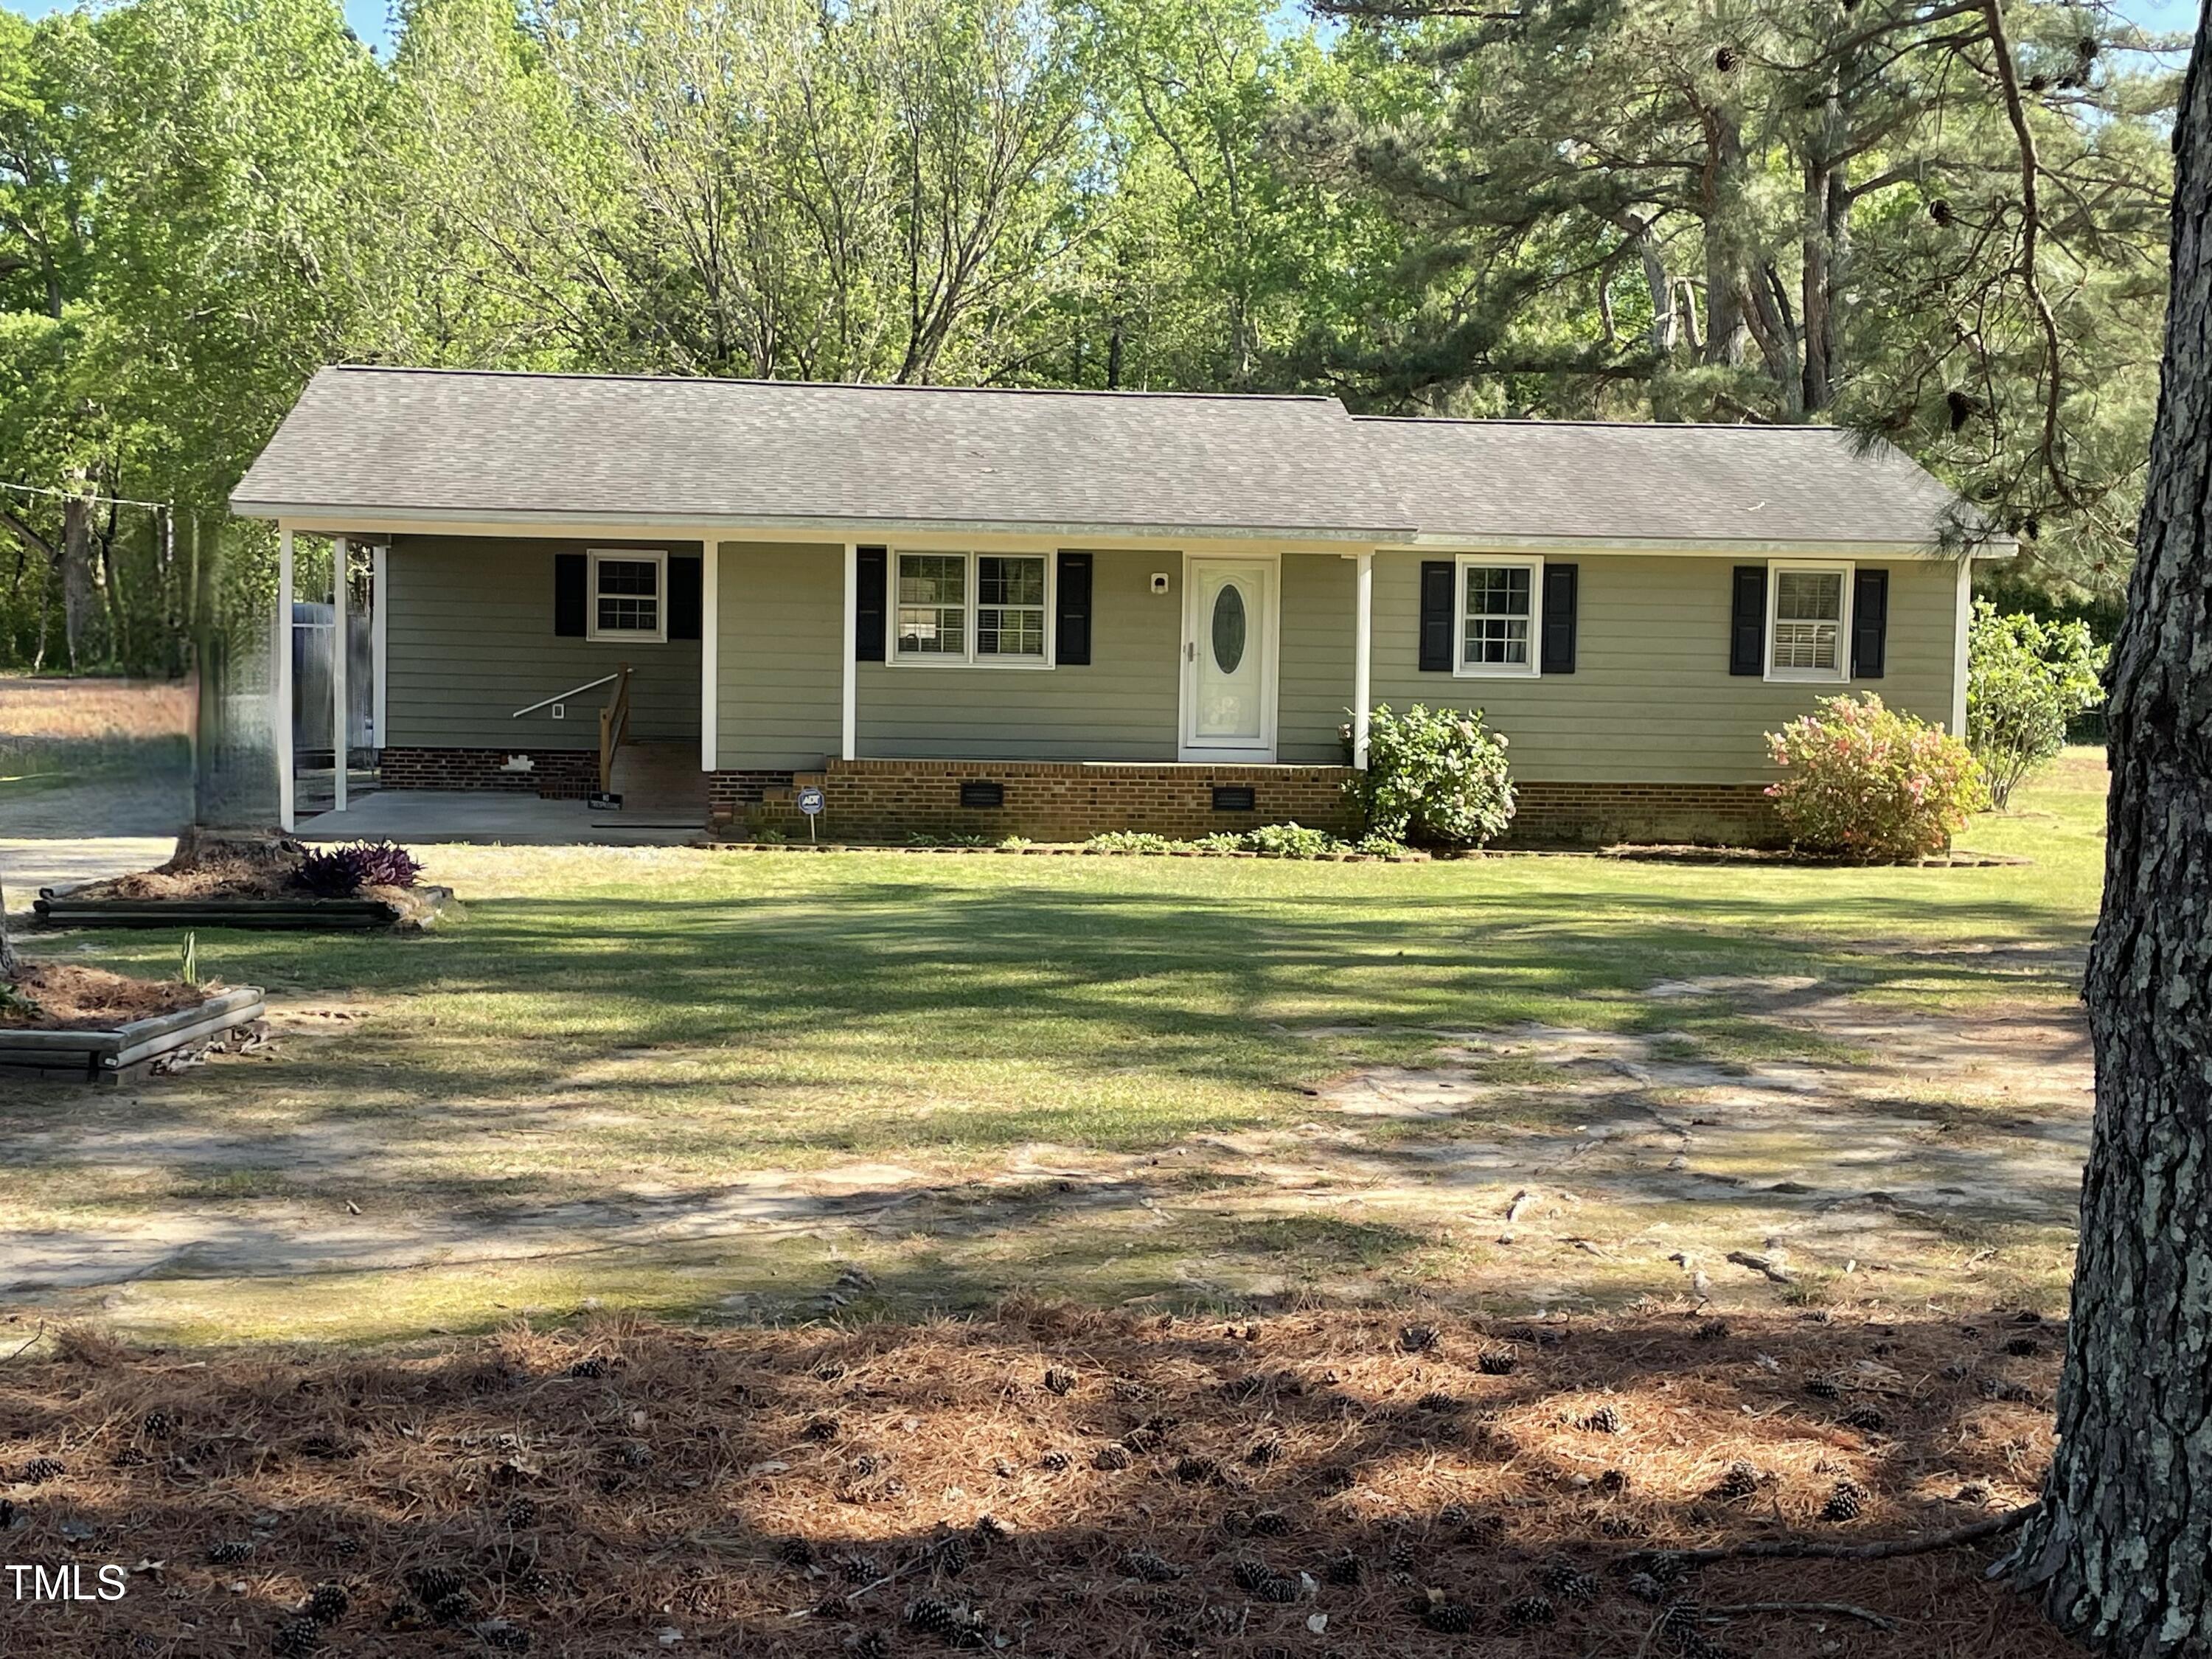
[[1290, 0, 2180, 588]]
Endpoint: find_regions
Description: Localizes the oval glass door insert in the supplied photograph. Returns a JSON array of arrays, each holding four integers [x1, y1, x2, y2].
[[1210, 584, 1248, 674]]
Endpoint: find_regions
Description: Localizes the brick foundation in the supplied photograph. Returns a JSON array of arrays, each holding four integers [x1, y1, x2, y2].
[[1500, 782, 1783, 848], [719, 759, 1363, 842], [708, 770, 797, 815], [379, 746, 601, 800]]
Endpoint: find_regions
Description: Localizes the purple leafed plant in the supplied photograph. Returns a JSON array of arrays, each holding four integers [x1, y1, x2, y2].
[[295, 841, 423, 897]]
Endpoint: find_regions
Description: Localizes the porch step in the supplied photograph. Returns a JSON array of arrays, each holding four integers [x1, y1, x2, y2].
[[608, 741, 708, 816]]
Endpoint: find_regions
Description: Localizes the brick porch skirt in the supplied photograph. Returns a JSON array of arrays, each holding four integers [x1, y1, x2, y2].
[[727, 759, 1363, 842], [379, 746, 600, 800], [1500, 782, 1782, 848]]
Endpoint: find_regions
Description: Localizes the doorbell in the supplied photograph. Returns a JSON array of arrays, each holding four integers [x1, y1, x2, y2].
[[1150, 572, 1170, 595]]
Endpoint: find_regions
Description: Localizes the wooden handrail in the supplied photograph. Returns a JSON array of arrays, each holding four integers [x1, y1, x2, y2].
[[597, 664, 632, 795]]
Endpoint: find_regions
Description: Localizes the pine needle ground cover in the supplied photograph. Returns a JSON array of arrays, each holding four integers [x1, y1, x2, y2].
[[0, 1304, 2070, 1659]]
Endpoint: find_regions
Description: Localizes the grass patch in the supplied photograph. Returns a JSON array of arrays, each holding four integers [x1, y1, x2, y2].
[[1, 753, 2107, 1340]]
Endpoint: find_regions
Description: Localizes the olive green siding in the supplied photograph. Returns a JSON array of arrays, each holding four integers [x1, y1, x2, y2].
[[1368, 552, 1961, 785], [858, 549, 1179, 761], [715, 541, 844, 770], [384, 535, 700, 750], [1279, 553, 1357, 764]]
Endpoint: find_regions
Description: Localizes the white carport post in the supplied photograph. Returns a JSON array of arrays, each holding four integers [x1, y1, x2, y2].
[[1352, 551, 1374, 770], [841, 541, 858, 762], [275, 526, 295, 832], [700, 535, 720, 774], [331, 535, 349, 813]]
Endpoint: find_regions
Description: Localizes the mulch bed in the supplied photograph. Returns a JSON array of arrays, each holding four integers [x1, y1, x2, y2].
[[0, 961, 217, 1032], [0, 1303, 2076, 1658]]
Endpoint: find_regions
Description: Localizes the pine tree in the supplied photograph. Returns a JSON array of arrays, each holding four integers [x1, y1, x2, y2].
[[2003, 7, 2212, 1649]]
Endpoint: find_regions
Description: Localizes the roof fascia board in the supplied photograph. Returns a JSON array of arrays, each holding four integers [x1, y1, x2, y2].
[[260, 509, 1392, 556], [1403, 532, 2013, 560]]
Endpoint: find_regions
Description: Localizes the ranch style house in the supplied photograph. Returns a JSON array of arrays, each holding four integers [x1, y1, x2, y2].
[[232, 366, 2008, 845]]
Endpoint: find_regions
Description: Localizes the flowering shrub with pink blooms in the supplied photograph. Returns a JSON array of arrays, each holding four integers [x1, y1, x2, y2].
[[1764, 694, 1989, 862]]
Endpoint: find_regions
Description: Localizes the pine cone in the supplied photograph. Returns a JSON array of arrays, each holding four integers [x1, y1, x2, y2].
[[1711, 1461, 1760, 1500], [1821, 1479, 1865, 1522], [271, 1618, 324, 1658], [1505, 1593, 1555, 1627], [305, 1584, 349, 1624], [1477, 1348, 1517, 1375], [209, 1540, 255, 1565], [1542, 1560, 1599, 1601], [1123, 1550, 1183, 1583], [1399, 1324, 1440, 1354], [1039, 1449, 1072, 1471], [1043, 1367, 1077, 1395], [1579, 1405, 1623, 1434], [1422, 1599, 1478, 1633], [19, 1458, 65, 1484]]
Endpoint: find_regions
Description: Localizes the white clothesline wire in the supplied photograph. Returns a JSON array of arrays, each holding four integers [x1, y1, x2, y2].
[[0, 479, 173, 512]]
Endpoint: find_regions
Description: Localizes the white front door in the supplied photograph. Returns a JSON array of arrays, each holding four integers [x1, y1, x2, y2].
[[1180, 557, 1277, 761]]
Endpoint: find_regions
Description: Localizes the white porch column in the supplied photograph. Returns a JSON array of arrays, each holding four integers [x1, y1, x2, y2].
[[275, 526, 295, 832], [840, 541, 858, 762], [1352, 551, 1374, 770], [331, 536, 349, 813], [700, 535, 720, 774], [371, 543, 388, 759], [1950, 552, 1972, 737]]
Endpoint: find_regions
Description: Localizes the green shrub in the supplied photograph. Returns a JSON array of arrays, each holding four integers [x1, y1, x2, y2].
[[1351, 703, 1517, 848], [1764, 692, 1990, 862], [1966, 600, 2107, 808], [1354, 833, 1411, 858], [1191, 832, 1247, 852], [1085, 830, 1178, 854], [1243, 822, 1343, 859]]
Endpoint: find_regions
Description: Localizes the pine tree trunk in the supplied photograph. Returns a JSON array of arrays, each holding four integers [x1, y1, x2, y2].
[[60, 490, 94, 671], [2007, 12, 2212, 1652]]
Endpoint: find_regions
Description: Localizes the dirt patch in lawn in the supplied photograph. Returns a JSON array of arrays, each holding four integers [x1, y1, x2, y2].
[[0, 961, 215, 1031], [0, 1304, 2070, 1659]]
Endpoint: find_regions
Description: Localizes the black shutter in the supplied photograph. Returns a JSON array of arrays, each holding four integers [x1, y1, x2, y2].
[[1540, 563, 1578, 675], [1056, 552, 1093, 665], [855, 546, 887, 661], [667, 553, 702, 640], [1419, 560, 1455, 672], [554, 552, 587, 637], [1729, 564, 1768, 676], [1851, 567, 1889, 679]]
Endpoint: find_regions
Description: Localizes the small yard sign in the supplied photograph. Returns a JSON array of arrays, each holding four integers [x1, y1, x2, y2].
[[797, 785, 824, 843]]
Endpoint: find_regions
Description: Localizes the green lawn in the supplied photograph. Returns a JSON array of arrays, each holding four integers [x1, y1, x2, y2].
[[1, 751, 2107, 1343]]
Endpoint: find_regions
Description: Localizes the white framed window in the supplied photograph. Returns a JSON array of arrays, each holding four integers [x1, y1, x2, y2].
[[894, 551, 1051, 667], [1455, 554, 1543, 677], [587, 549, 667, 642], [1767, 560, 1851, 682]]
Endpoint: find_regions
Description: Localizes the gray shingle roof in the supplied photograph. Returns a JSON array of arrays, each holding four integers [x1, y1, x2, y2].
[[233, 366, 1986, 549], [232, 367, 1413, 539], [1355, 416, 1980, 548]]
